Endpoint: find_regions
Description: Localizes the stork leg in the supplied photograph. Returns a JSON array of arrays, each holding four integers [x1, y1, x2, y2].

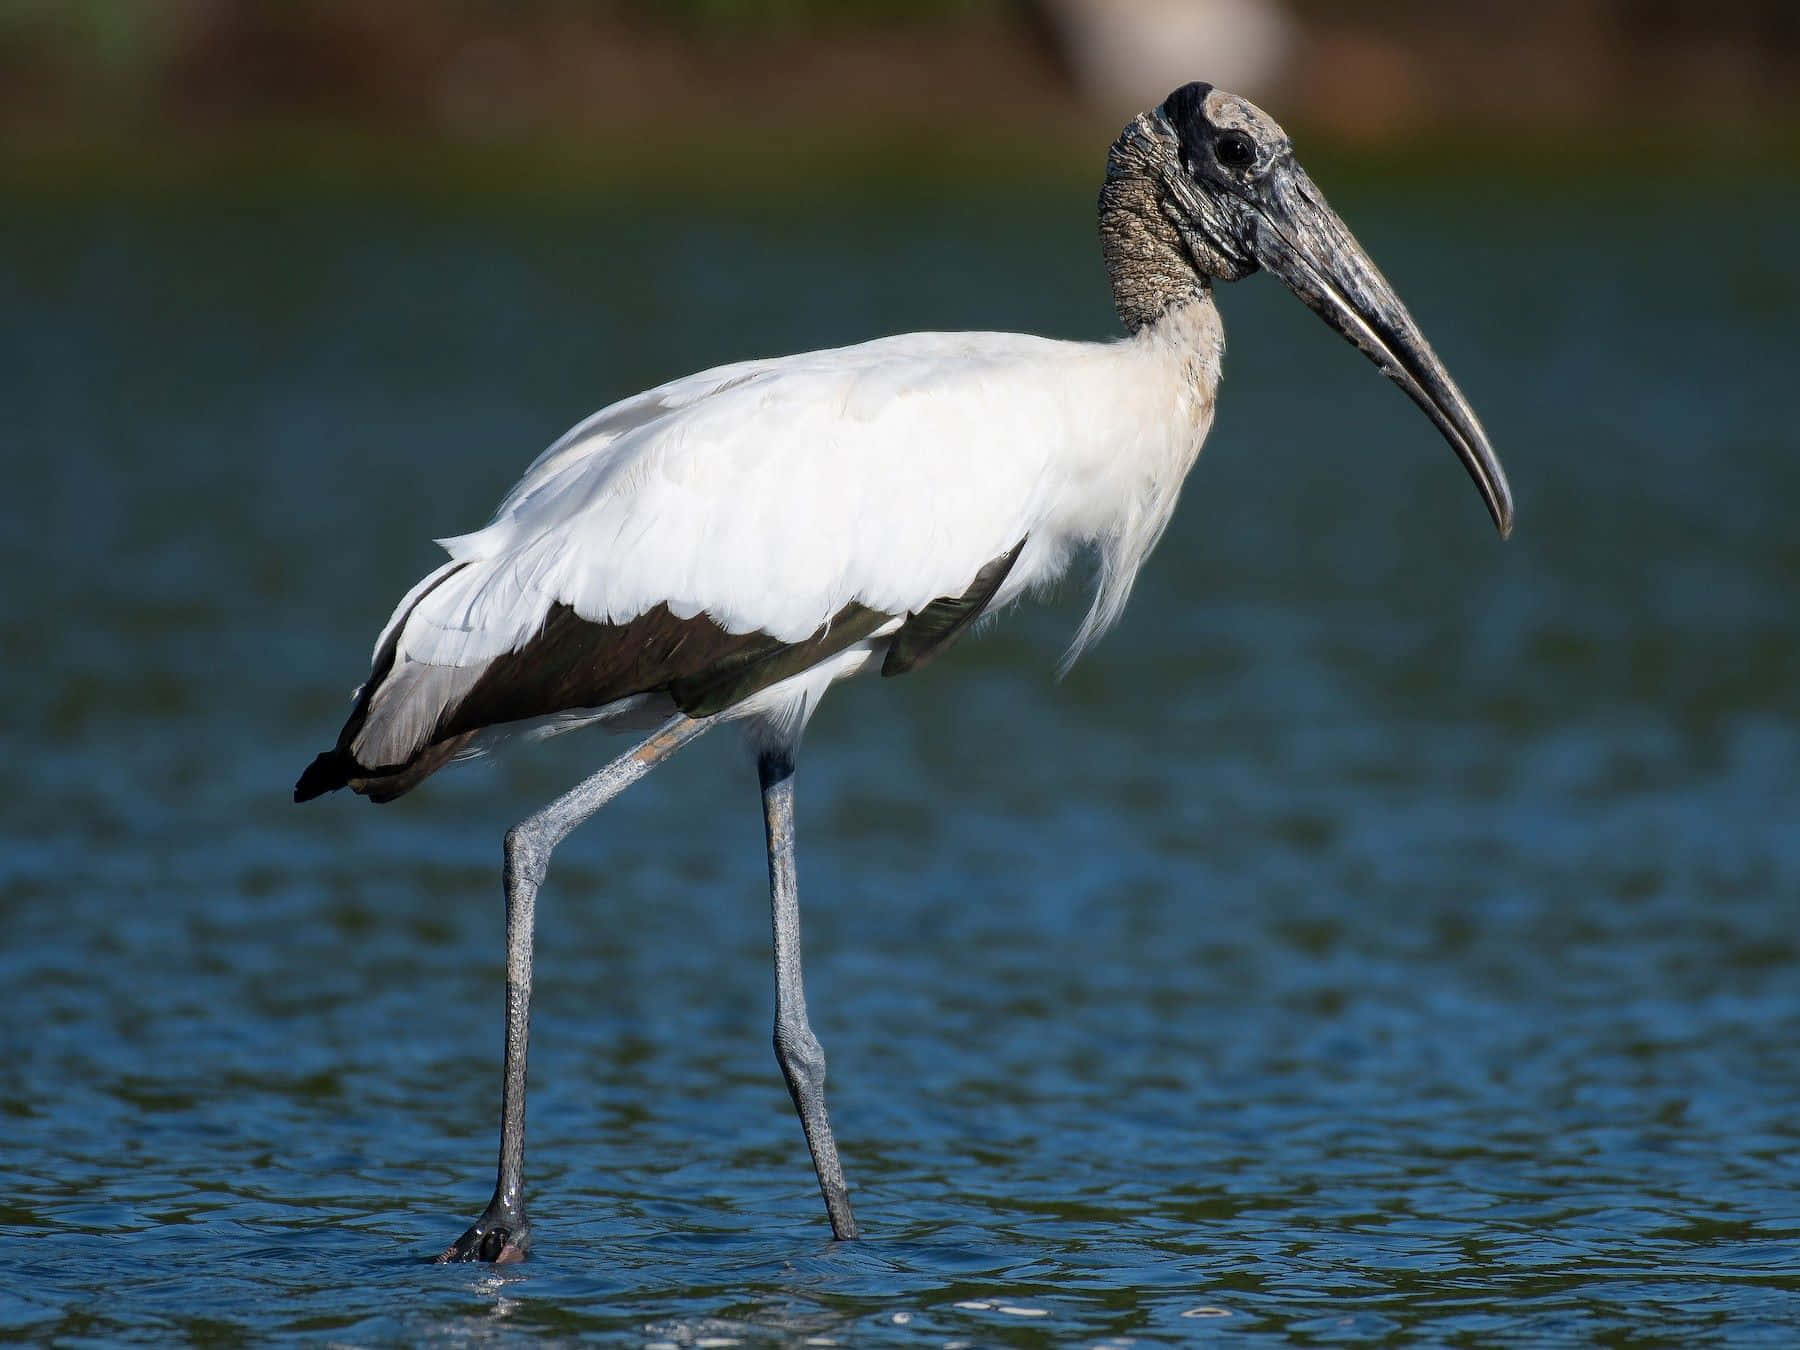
[[759, 747, 859, 1240], [438, 713, 714, 1263]]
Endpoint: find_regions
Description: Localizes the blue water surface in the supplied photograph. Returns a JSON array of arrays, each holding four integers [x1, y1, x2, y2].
[[2, 171, 1797, 1344]]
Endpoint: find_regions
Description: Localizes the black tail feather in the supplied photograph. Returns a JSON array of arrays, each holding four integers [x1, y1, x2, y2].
[[294, 749, 354, 802]]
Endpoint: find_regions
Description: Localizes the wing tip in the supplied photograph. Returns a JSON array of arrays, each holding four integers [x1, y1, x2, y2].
[[294, 749, 352, 802]]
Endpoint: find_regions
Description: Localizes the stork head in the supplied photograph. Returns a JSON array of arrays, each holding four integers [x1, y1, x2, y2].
[[1103, 82, 1514, 540]]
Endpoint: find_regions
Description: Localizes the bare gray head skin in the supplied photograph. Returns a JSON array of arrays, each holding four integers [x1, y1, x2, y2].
[[1100, 82, 1514, 539]]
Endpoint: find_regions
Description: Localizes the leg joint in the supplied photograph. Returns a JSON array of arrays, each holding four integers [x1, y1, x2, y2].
[[774, 1015, 827, 1091], [503, 822, 550, 891]]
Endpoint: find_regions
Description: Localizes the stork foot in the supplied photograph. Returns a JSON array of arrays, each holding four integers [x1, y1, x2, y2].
[[437, 1206, 530, 1263]]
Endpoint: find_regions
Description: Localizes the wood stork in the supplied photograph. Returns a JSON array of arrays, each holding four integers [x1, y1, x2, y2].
[[296, 82, 1513, 1262]]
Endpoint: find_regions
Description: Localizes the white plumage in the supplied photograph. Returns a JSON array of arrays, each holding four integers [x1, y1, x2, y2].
[[373, 304, 1220, 758]]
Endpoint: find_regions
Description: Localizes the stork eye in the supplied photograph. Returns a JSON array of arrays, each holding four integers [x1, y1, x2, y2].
[[1215, 131, 1256, 168]]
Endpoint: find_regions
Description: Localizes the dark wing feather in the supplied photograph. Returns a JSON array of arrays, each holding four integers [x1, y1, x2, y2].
[[293, 562, 472, 803], [296, 599, 895, 803], [882, 539, 1025, 676], [442, 600, 893, 733], [296, 538, 1027, 806]]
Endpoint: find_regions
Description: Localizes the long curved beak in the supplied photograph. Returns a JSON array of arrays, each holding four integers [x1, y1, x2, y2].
[[1243, 157, 1514, 539]]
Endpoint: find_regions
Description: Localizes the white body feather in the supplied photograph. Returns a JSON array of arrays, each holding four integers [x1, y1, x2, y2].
[[358, 297, 1223, 762]]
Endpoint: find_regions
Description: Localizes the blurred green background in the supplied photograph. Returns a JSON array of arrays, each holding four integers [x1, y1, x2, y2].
[[4, 0, 1796, 192]]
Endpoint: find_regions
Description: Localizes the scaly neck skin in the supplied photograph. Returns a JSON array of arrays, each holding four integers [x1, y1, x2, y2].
[[1098, 120, 1210, 334]]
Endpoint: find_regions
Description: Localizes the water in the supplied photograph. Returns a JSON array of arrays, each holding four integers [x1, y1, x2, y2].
[[3, 171, 1797, 1344]]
